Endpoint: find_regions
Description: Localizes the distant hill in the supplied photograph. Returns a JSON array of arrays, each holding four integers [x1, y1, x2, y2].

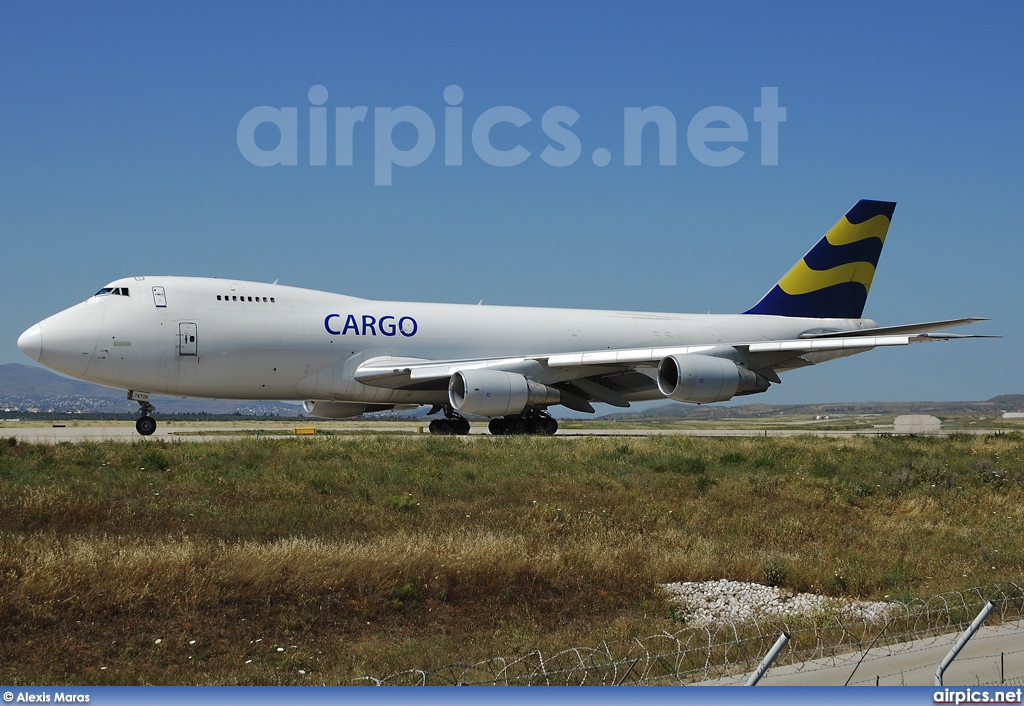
[[600, 394, 1024, 420], [0, 363, 302, 416]]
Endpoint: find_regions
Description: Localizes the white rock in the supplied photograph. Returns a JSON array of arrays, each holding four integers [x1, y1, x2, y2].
[[662, 579, 896, 627]]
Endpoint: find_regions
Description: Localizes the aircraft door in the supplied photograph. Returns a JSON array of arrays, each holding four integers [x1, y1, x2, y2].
[[179, 322, 198, 356], [152, 286, 167, 307]]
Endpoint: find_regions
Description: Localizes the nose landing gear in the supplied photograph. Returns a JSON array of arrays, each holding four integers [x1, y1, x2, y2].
[[129, 391, 157, 436], [136, 414, 157, 436]]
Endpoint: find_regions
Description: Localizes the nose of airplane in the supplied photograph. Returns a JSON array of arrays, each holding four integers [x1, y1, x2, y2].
[[19, 302, 104, 379], [17, 324, 42, 362]]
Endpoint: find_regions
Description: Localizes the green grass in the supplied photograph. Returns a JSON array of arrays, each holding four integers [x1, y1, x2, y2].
[[0, 433, 1022, 684]]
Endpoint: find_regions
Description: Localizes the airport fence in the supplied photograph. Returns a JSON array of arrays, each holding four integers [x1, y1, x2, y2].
[[358, 583, 1024, 685]]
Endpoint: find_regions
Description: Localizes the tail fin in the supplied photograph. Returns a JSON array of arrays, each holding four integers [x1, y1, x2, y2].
[[744, 199, 896, 319]]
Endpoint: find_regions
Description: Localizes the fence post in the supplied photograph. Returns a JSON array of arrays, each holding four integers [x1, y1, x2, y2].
[[746, 632, 790, 686], [934, 601, 994, 686]]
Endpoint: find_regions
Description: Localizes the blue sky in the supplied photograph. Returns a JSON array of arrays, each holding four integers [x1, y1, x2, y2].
[[1, 2, 1021, 405]]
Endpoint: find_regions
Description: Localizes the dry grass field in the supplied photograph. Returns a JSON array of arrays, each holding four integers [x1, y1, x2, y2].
[[1, 432, 1022, 684]]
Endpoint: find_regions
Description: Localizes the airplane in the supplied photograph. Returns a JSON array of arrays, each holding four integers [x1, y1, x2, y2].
[[17, 200, 991, 436]]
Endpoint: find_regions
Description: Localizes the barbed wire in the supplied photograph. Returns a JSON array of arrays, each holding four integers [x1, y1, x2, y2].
[[357, 583, 1024, 686]]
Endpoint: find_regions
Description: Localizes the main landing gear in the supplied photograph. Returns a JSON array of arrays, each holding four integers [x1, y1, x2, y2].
[[427, 407, 559, 436], [428, 406, 471, 435], [129, 391, 158, 436], [488, 411, 558, 436]]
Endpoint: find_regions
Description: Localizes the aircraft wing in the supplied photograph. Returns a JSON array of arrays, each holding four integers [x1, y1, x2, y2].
[[353, 319, 994, 411]]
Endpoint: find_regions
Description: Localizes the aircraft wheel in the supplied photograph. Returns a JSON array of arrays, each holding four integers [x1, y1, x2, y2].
[[488, 418, 506, 435], [542, 417, 558, 435], [428, 419, 442, 434], [455, 417, 471, 435], [136, 416, 157, 436], [507, 416, 528, 435]]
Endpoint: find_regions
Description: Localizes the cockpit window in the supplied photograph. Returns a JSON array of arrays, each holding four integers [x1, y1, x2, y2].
[[95, 288, 114, 296], [94, 287, 131, 297]]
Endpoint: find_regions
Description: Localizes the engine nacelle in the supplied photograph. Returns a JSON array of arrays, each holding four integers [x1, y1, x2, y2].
[[303, 401, 395, 419], [449, 369, 561, 417], [656, 354, 769, 404]]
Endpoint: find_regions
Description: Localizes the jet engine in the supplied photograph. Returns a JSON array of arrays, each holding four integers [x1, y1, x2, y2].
[[303, 401, 395, 418], [449, 369, 561, 417], [656, 354, 770, 404]]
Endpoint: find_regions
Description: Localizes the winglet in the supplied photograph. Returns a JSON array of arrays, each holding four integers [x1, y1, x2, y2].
[[745, 200, 897, 318]]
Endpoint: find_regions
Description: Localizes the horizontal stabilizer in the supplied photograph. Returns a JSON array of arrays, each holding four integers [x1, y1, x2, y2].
[[798, 318, 989, 338]]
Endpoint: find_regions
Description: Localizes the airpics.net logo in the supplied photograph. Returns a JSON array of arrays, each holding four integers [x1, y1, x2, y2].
[[236, 85, 786, 186]]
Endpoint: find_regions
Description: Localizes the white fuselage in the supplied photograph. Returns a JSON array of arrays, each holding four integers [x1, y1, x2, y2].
[[20, 276, 873, 406]]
